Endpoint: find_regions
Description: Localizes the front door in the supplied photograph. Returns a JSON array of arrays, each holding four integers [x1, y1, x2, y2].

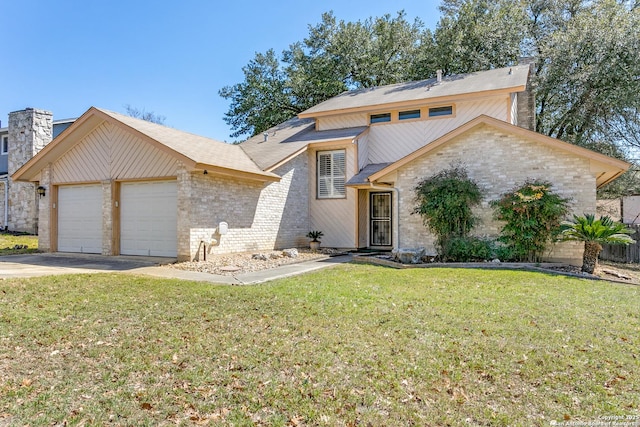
[[370, 192, 392, 246]]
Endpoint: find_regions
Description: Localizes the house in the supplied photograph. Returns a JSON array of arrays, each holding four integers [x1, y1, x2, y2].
[[0, 109, 74, 233], [13, 65, 630, 264]]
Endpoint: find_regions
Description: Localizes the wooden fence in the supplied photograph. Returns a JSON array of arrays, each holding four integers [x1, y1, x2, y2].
[[599, 224, 640, 263]]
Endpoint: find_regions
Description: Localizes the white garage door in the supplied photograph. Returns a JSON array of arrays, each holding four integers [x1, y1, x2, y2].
[[120, 181, 177, 257], [58, 184, 103, 254]]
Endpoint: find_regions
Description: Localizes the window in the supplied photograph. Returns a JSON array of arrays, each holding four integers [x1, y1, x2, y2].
[[317, 150, 346, 199], [370, 113, 391, 124], [399, 110, 421, 120], [1, 136, 7, 155], [428, 106, 453, 117]]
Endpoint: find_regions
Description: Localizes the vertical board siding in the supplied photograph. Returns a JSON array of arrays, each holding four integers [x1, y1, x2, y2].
[[368, 97, 508, 164], [358, 189, 368, 248], [309, 144, 358, 248], [317, 113, 368, 131], [510, 94, 518, 126], [357, 133, 370, 171], [52, 122, 178, 183]]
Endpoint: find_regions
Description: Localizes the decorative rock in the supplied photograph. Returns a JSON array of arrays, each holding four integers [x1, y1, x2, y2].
[[282, 248, 299, 258], [252, 253, 268, 261], [269, 252, 281, 259], [392, 247, 426, 264], [491, 258, 501, 263]]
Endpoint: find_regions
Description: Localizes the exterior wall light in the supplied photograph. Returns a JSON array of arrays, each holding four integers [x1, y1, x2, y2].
[[37, 186, 46, 198]]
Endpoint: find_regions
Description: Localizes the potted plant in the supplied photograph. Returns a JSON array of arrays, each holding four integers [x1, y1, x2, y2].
[[307, 231, 323, 251]]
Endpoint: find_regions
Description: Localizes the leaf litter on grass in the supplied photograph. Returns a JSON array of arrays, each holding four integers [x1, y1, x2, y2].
[[0, 266, 639, 425]]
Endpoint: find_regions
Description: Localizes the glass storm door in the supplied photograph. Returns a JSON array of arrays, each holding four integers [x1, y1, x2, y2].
[[370, 192, 392, 246]]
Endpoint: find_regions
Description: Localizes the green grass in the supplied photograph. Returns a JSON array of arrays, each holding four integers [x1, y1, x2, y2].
[[1, 264, 638, 426], [0, 232, 38, 255]]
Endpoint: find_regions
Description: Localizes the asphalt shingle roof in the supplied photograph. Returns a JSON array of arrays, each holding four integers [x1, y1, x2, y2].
[[299, 65, 530, 117]]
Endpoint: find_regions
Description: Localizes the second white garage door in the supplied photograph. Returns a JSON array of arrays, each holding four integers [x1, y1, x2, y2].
[[120, 181, 178, 257]]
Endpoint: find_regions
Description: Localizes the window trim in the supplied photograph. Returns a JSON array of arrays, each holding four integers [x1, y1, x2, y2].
[[1, 136, 7, 155], [317, 149, 347, 199]]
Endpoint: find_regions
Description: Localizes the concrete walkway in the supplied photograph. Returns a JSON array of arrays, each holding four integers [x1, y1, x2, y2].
[[0, 252, 352, 284]]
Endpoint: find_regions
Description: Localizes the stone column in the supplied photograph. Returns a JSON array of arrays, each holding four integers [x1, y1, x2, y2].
[[176, 162, 192, 261], [102, 180, 114, 255], [7, 108, 53, 234], [37, 165, 52, 251]]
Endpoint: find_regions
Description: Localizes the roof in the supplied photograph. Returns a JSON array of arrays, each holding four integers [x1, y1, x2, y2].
[[13, 107, 279, 182], [346, 163, 392, 186], [241, 117, 368, 171], [367, 115, 631, 189], [299, 65, 530, 118]]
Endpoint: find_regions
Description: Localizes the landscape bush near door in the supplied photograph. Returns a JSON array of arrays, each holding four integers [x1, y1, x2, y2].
[[491, 180, 570, 262], [413, 166, 483, 261]]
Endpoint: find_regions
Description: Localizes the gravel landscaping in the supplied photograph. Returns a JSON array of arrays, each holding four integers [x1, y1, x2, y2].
[[168, 248, 344, 275]]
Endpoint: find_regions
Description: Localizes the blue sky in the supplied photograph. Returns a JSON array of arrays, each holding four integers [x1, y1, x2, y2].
[[1, 1, 440, 141]]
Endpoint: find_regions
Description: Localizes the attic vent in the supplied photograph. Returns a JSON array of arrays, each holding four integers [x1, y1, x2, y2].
[[263, 132, 268, 142]]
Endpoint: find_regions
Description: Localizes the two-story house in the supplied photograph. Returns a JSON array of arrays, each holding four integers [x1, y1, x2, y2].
[[13, 65, 629, 264], [0, 110, 74, 232]]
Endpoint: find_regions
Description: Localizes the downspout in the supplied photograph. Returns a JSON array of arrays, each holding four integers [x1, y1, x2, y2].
[[0, 177, 7, 230], [368, 183, 400, 250]]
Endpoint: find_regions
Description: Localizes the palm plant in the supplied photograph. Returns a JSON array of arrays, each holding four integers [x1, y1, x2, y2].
[[559, 214, 635, 274]]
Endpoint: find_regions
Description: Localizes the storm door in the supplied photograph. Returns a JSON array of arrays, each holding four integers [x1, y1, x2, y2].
[[370, 192, 392, 246]]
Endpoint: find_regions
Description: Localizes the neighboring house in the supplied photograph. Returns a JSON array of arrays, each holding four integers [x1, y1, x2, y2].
[[13, 65, 630, 264], [0, 110, 74, 233]]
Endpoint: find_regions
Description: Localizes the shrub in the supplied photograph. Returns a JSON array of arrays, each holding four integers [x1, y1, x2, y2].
[[413, 166, 482, 255], [441, 236, 494, 262], [491, 180, 570, 262]]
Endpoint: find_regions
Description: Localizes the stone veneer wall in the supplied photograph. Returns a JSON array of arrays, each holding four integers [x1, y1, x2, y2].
[[516, 62, 536, 132], [394, 123, 591, 265], [177, 153, 309, 261], [7, 109, 53, 234]]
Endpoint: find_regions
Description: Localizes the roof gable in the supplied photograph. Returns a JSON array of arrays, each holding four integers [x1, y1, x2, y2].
[[368, 115, 630, 189], [13, 107, 278, 182]]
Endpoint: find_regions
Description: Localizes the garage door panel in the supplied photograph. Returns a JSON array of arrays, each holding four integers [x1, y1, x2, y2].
[[58, 185, 102, 254], [120, 181, 177, 257]]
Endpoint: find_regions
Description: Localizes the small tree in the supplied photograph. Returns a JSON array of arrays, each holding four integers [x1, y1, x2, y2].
[[559, 214, 635, 274], [491, 180, 570, 262], [413, 166, 482, 257], [124, 104, 166, 125]]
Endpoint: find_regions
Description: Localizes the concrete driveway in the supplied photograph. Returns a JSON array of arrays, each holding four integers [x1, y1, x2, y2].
[[0, 252, 353, 284], [0, 253, 175, 279]]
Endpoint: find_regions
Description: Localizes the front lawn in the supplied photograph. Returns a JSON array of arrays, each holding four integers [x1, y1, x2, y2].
[[1, 265, 638, 425], [0, 232, 38, 255]]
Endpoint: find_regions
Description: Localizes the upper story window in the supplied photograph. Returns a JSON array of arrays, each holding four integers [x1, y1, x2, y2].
[[317, 150, 346, 199], [428, 106, 453, 117], [370, 113, 391, 124], [399, 110, 421, 120], [1, 136, 8, 155]]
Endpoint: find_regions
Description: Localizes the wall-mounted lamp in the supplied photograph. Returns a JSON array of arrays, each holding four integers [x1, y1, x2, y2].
[[203, 170, 208, 175], [36, 186, 46, 198]]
